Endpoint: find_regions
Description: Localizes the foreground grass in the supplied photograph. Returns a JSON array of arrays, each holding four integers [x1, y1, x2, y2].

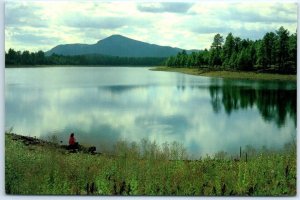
[[151, 67, 297, 82], [5, 133, 296, 196]]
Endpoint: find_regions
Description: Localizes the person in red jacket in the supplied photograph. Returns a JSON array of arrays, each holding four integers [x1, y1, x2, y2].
[[69, 133, 78, 150]]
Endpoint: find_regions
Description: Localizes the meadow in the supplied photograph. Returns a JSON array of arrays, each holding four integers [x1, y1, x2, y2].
[[150, 67, 297, 82], [5, 133, 296, 196]]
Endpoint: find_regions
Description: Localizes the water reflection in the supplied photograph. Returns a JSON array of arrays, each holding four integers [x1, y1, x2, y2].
[[5, 67, 296, 158], [209, 80, 296, 127]]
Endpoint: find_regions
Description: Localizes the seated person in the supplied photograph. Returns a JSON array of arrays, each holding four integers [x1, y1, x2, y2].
[[68, 133, 79, 150]]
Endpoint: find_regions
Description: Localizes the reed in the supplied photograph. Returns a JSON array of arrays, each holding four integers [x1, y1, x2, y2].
[[5, 133, 296, 196]]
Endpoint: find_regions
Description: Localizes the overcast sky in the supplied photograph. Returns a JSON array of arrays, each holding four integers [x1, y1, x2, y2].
[[5, 0, 298, 52]]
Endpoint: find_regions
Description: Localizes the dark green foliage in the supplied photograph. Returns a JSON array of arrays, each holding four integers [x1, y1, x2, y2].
[[165, 27, 296, 74], [222, 33, 235, 68], [209, 34, 224, 67], [46, 54, 166, 66], [209, 48, 222, 67], [165, 50, 209, 68], [288, 33, 297, 69], [276, 27, 290, 69], [236, 48, 253, 70], [262, 32, 277, 67], [5, 49, 19, 65], [5, 50, 166, 67]]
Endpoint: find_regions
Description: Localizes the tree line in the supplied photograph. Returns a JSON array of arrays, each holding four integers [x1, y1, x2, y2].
[[165, 26, 296, 74], [5, 49, 166, 67]]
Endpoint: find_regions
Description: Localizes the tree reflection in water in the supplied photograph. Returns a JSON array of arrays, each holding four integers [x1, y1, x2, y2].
[[209, 79, 296, 128]]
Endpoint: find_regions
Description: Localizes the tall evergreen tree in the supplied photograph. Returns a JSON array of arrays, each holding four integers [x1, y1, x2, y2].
[[288, 32, 297, 69], [236, 47, 253, 70], [209, 34, 224, 66], [260, 32, 277, 67], [180, 50, 188, 67], [257, 40, 267, 68], [36, 50, 46, 64], [276, 26, 290, 70], [222, 33, 235, 68], [21, 51, 31, 65], [6, 48, 17, 65]]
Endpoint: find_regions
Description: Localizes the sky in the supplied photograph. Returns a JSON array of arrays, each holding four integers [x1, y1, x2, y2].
[[4, 0, 298, 52]]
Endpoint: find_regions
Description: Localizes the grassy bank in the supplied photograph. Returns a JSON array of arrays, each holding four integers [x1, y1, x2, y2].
[[5, 133, 296, 195], [150, 67, 297, 82]]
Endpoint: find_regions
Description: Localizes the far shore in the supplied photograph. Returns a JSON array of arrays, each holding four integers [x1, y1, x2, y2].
[[150, 66, 297, 82], [5, 65, 152, 68]]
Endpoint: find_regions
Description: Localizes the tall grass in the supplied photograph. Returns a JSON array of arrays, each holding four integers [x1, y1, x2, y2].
[[5, 133, 296, 195], [150, 67, 297, 82]]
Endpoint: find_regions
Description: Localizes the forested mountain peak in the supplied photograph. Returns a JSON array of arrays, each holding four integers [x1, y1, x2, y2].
[[97, 34, 135, 43], [46, 35, 195, 57]]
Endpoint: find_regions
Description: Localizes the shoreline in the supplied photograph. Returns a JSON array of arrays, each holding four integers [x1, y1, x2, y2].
[[5, 132, 98, 154], [5, 132, 296, 195], [150, 67, 297, 82], [5, 65, 153, 68]]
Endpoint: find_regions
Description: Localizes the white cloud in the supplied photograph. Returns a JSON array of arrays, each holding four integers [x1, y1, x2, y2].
[[137, 2, 194, 13], [5, 1, 298, 52]]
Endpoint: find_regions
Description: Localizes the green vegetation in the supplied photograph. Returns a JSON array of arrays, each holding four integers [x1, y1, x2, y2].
[[165, 26, 296, 74], [6, 133, 296, 196], [5, 26, 296, 73], [5, 49, 166, 67], [151, 67, 296, 81]]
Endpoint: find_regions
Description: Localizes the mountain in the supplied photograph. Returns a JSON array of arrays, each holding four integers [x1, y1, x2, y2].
[[46, 35, 196, 57]]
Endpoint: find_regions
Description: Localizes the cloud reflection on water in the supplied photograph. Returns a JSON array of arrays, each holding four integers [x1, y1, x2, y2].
[[5, 67, 296, 157]]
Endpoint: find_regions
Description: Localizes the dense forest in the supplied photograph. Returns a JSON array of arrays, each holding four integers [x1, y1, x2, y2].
[[165, 27, 296, 74], [5, 50, 166, 67], [5, 26, 296, 73]]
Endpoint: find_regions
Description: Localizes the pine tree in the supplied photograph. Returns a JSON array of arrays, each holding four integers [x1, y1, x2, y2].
[[222, 33, 235, 68], [209, 34, 224, 67], [276, 26, 290, 70]]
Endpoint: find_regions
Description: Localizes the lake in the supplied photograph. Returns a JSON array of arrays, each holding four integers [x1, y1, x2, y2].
[[5, 66, 296, 158]]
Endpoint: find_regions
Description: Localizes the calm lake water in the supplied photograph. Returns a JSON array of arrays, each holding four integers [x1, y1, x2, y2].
[[5, 67, 296, 158]]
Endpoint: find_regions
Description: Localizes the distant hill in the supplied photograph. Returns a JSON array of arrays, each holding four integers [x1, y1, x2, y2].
[[46, 34, 197, 57]]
